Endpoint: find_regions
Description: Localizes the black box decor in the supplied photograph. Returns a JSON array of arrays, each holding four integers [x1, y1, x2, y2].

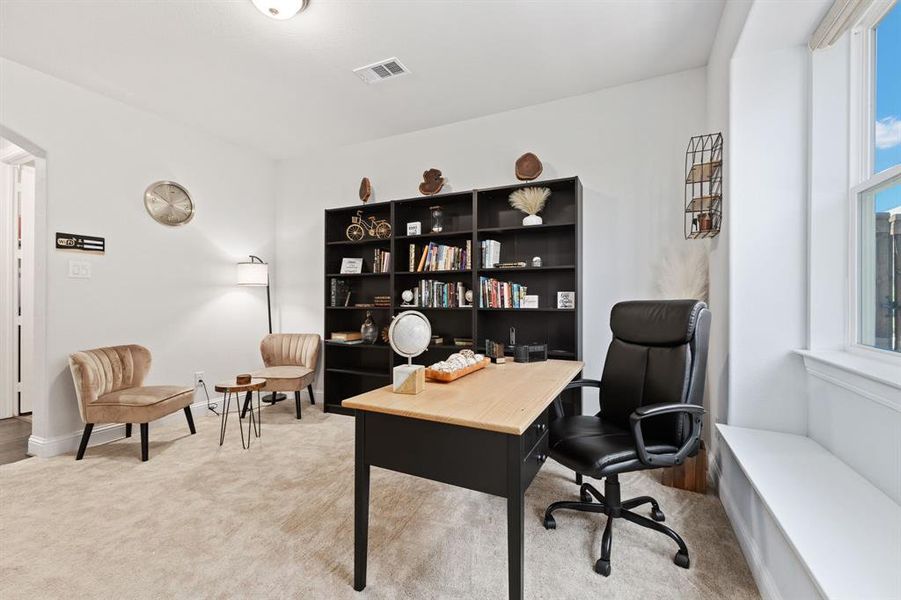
[[323, 176, 583, 415]]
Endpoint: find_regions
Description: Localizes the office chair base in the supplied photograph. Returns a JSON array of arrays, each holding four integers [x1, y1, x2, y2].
[[543, 474, 689, 576]]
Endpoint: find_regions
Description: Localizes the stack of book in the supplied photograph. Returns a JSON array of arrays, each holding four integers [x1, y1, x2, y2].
[[409, 242, 471, 272], [411, 280, 471, 308], [373, 249, 391, 273], [479, 276, 528, 308], [480, 239, 501, 268], [329, 279, 350, 307], [453, 337, 473, 347], [373, 296, 391, 308]]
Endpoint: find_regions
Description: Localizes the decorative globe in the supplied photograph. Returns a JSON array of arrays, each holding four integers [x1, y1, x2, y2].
[[402, 290, 414, 304], [388, 311, 432, 360]]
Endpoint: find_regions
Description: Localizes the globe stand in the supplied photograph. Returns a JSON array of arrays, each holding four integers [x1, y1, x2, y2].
[[388, 310, 431, 396]]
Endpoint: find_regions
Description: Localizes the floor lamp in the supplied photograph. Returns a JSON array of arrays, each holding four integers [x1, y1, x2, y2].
[[237, 255, 285, 404]]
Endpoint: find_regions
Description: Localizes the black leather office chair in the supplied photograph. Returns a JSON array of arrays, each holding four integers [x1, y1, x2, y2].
[[544, 299, 710, 577]]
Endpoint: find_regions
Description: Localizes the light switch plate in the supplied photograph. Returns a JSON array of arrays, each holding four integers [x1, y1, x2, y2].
[[68, 260, 91, 279]]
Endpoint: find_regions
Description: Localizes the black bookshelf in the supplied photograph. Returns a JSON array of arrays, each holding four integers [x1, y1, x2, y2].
[[323, 176, 582, 415]]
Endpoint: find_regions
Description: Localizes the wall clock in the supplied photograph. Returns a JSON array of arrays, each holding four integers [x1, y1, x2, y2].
[[143, 181, 194, 226]]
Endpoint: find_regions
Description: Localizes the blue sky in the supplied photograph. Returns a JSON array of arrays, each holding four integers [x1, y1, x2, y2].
[[875, 2, 900, 212]]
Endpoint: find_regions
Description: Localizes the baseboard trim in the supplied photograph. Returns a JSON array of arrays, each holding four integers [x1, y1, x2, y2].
[[27, 399, 210, 459], [718, 459, 783, 600]]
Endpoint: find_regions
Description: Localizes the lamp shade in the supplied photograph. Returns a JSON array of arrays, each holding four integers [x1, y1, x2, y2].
[[237, 261, 268, 286]]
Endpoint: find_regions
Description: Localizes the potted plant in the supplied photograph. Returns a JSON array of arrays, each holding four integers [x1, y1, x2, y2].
[[508, 186, 550, 226]]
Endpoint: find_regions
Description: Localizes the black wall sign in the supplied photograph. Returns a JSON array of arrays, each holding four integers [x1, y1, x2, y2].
[[55, 232, 105, 253]]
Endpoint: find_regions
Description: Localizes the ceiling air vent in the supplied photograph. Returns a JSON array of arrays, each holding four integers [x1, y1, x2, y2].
[[353, 58, 410, 84]]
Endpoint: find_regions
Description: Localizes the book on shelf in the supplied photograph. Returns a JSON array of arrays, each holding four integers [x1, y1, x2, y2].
[[331, 331, 362, 341], [479, 276, 528, 309], [329, 279, 351, 307], [413, 280, 471, 308], [411, 241, 470, 272], [480, 239, 501, 268], [453, 337, 473, 347], [329, 339, 363, 345], [372, 249, 391, 273], [373, 295, 391, 307], [430, 336, 444, 345]]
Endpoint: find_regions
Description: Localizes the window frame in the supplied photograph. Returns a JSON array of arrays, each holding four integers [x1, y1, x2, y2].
[[847, 0, 901, 363]]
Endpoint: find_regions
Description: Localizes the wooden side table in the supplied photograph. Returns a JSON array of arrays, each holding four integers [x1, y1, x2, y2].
[[215, 378, 265, 449]]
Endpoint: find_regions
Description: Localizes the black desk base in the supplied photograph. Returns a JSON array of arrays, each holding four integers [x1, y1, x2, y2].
[[353, 409, 550, 600]]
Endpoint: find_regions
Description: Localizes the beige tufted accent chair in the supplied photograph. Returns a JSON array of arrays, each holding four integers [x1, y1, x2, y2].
[[243, 334, 321, 420], [68, 344, 195, 461]]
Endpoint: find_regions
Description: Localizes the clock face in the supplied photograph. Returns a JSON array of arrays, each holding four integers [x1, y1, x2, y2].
[[144, 181, 194, 226]]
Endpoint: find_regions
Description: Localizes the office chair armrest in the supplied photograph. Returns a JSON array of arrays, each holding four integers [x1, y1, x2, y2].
[[552, 379, 602, 419], [563, 379, 601, 391], [629, 403, 704, 468]]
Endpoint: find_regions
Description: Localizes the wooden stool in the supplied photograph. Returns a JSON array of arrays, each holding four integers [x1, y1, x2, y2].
[[215, 378, 265, 449]]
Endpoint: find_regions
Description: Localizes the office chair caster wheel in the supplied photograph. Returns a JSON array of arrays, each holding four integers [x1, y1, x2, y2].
[[673, 551, 690, 569], [651, 507, 665, 522], [543, 515, 556, 530], [594, 558, 611, 576], [580, 489, 592, 503]]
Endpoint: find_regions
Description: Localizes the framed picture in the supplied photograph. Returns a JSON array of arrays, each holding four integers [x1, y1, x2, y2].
[[522, 295, 539, 309], [406, 221, 422, 235], [556, 291, 575, 310], [340, 258, 364, 274]]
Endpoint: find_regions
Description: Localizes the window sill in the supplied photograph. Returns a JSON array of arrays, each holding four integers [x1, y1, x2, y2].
[[794, 349, 901, 412]]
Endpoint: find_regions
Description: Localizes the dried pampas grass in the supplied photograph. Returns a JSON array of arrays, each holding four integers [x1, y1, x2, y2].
[[657, 241, 710, 302], [508, 186, 550, 216]]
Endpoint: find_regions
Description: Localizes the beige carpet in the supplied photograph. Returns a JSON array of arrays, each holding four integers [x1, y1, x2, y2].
[[0, 402, 758, 599]]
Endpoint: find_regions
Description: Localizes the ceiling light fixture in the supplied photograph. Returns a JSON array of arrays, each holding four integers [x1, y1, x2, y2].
[[251, 0, 308, 20]]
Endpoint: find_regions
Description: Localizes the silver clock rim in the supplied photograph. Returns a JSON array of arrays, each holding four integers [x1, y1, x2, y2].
[[143, 180, 195, 226]]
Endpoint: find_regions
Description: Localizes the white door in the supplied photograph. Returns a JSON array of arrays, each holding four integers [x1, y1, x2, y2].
[[16, 163, 35, 414], [0, 163, 13, 419]]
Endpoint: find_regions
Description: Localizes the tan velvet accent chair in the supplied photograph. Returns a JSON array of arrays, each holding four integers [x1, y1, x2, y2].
[[243, 334, 320, 420], [68, 344, 195, 461]]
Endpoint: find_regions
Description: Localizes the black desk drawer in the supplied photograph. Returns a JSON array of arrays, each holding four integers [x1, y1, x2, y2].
[[521, 408, 550, 459], [522, 431, 549, 490]]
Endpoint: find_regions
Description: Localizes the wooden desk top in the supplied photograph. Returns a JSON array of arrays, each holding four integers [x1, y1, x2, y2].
[[342, 359, 583, 435]]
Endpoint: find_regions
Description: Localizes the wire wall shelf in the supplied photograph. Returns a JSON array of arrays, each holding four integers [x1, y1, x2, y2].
[[684, 133, 723, 239]]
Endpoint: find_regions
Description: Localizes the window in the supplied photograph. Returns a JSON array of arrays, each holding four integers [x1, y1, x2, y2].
[[855, 2, 901, 355]]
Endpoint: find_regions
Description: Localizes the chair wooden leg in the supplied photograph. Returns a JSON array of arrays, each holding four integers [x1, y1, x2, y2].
[[184, 406, 196, 434], [76, 423, 93, 460], [140, 423, 149, 462], [295, 390, 302, 419], [307, 384, 315, 405], [125, 423, 132, 438]]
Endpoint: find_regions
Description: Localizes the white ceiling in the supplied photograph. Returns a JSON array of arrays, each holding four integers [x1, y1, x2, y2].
[[0, 0, 725, 159]]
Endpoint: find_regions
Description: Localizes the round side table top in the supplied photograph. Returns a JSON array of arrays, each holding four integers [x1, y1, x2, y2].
[[215, 378, 266, 393]]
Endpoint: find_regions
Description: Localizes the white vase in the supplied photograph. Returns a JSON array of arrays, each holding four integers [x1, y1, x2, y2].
[[522, 214, 543, 226]]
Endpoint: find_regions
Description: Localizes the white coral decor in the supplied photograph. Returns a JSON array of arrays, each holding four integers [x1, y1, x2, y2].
[[509, 187, 550, 226]]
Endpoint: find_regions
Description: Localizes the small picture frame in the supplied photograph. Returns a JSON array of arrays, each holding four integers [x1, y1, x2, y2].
[[522, 295, 539, 309], [406, 221, 422, 235], [340, 258, 364, 274], [556, 291, 575, 310]]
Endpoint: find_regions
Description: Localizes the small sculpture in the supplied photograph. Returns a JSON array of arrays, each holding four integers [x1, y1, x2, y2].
[[359, 177, 372, 203], [532, 256, 542, 267], [515, 152, 543, 181], [346, 210, 391, 240], [419, 168, 445, 196], [360, 311, 378, 344]]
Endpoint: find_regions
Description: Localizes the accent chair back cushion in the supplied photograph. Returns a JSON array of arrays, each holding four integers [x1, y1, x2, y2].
[[260, 334, 321, 371], [599, 300, 709, 447], [68, 345, 152, 421]]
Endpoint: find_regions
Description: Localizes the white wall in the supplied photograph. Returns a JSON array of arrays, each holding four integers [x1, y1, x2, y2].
[[274, 68, 708, 412], [705, 0, 752, 471], [727, 45, 810, 434], [0, 58, 277, 455]]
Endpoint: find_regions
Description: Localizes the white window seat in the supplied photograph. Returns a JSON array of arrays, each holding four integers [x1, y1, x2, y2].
[[717, 424, 901, 600]]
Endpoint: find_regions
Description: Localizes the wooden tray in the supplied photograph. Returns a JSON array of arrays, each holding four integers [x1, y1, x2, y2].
[[425, 358, 490, 383]]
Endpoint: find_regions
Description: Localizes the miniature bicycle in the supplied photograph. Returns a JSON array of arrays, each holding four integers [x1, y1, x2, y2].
[[346, 210, 391, 241]]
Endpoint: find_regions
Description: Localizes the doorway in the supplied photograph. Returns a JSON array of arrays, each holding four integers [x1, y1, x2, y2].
[[0, 137, 36, 464]]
